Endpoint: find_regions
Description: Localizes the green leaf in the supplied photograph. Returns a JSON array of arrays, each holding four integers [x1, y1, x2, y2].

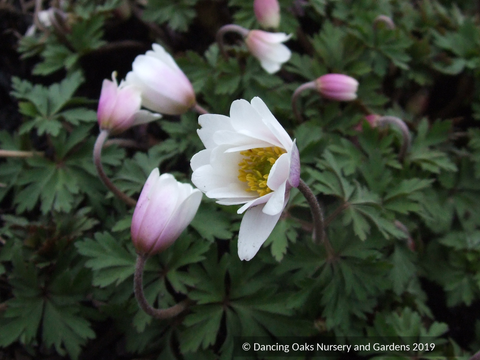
[[310, 150, 355, 200], [181, 305, 224, 352], [47, 71, 84, 114], [432, 19, 480, 58], [75, 232, 136, 287], [312, 21, 347, 69], [264, 218, 299, 262], [59, 108, 97, 125], [162, 233, 211, 293], [15, 156, 83, 214], [390, 244, 416, 295], [11, 72, 85, 136], [0, 297, 44, 346], [190, 203, 233, 241], [215, 59, 242, 95], [143, 0, 198, 32], [42, 300, 95, 359], [66, 14, 106, 53], [439, 231, 480, 251], [33, 42, 80, 75], [188, 249, 229, 304], [409, 119, 457, 174], [383, 178, 433, 214]]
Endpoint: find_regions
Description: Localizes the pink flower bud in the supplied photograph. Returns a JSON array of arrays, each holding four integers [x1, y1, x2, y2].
[[254, 0, 281, 29], [125, 44, 196, 115], [315, 74, 359, 101], [354, 114, 380, 131], [131, 169, 202, 256], [97, 73, 161, 135], [244, 30, 291, 74]]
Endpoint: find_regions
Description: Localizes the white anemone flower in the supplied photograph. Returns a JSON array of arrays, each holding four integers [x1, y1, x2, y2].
[[244, 30, 292, 74], [191, 97, 300, 261]]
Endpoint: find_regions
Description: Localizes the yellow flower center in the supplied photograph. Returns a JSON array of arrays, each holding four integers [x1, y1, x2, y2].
[[238, 146, 286, 196]]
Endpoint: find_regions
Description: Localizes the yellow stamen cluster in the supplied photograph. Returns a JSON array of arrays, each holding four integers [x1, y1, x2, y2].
[[238, 146, 286, 196]]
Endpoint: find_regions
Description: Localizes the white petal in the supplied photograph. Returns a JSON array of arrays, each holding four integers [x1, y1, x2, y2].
[[207, 183, 255, 200], [237, 193, 272, 214], [262, 181, 287, 215], [150, 43, 182, 72], [251, 97, 292, 150], [209, 146, 244, 176], [132, 110, 162, 126], [224, 142, 277, 153], [259, 60, 282, 74], [198, 114, 234, 148], [217, 197, 259, 205], [191, 147, 247, 200], [214, 130, 273, 150], [267, 153, 290, 191], [261, 43, 291, 63], [229, 99, 283, 147], [237, 205, 283, 261], [190, 149, 211, 171], [254, 31, 292, 43], [191, 164, 231, 194]]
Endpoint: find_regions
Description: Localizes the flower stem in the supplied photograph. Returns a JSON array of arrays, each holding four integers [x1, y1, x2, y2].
[[193, 103, 209, 115], [0, 150, 44, 158], [373, 15, 396, 30], [376, 116, 411, 161], [93, 129, 137, 207], [216, 24, 249, 60], [298, 179, 334, 257], [291, 81, 316, 123], [134, 254, 191, 319]]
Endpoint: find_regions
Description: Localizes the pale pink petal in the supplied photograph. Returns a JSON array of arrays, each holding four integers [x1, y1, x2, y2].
[[149, 188, 202, 254], [134, 174, 180, 254], [108, 85, 142, 130], [249, 30, 291, 43], [131, 168, 160, 244], [254, 0, 280, 29], [288, 142, 301, 188], [97, 79, 117, 126]]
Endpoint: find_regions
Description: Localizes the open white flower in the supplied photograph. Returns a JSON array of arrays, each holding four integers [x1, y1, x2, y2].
[[244, 30, 291, 74], [191, 97, 300, 261]]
